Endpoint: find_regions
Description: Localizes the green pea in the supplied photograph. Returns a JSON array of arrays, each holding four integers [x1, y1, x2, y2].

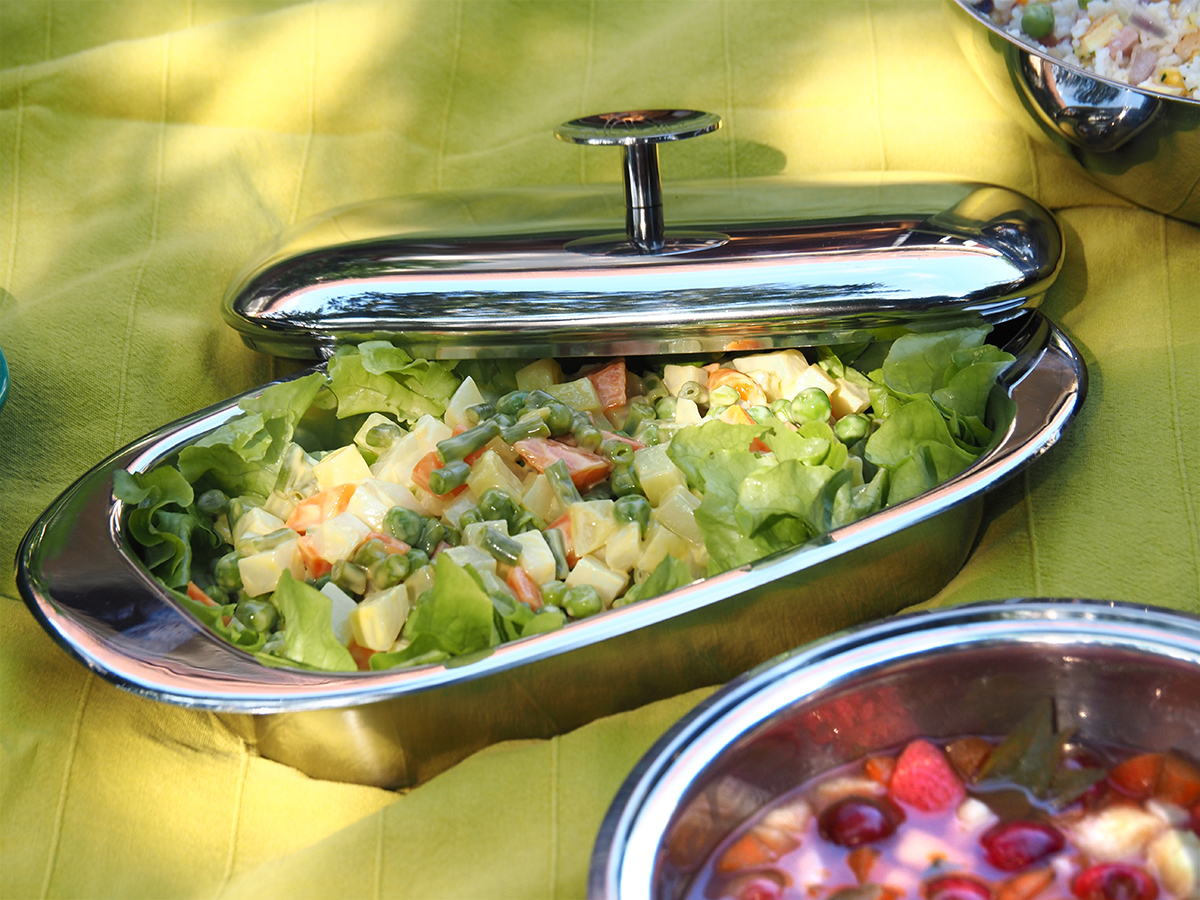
[[747, 405, 774, 425], [371, 553, 410, 589], [789, 387, 832, 424], [477, 488, 519, 526], [610, 464, 643, 498], [541, 580, 567, 607], [614, 494, 652, 535], [1021, 2, 1054, 39], [834, 413, 870, 444], [709, 384, 739, 407], [564, 584, 603, 619], [769, 398, 793, 422], [353, 538, 390, 570], [386, 506, 427, 545], [197, 489, 229, 516], [214, 551, 243, 592], [234, 598, 279, 633], [405, 548, 430, 571]]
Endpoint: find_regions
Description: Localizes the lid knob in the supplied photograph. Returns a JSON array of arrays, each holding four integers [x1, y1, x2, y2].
[[556, 110, 722, 253]]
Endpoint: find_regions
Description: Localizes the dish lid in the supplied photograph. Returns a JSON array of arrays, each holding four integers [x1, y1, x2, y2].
[[223, 109, 1063, 361]]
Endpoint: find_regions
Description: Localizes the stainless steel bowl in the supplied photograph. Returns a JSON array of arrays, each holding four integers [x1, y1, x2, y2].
[[590, 600, 1200, 900], [947, 0, 1200, 223]]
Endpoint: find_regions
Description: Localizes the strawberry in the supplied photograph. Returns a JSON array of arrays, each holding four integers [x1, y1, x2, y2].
[[888, 738, 965, 812]]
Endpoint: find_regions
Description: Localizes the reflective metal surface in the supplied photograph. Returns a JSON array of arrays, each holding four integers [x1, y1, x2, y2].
[[948, 0, 1200, 223], [591, 601, 1200, 900], [223, 177, 1062, 360], [17, 312, 1084, 788]]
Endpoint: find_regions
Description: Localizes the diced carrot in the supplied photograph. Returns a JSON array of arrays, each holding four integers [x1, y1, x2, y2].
[[1155, 750, 1200, 808], [1108, 752, 1164, 798], [412, 450, 468, 499], [946, 736, 994, 782], [186, 581, 218, 607], [585, 359, 628, 410], [286, 483, 357, 533], [297, 534, 332, 580], [362, 532, 410, 556], [846, 846, 879, 884], [864, 755, 896, 786], [715, 831, 775, 873], [512, 438, 613, 492], [348, 640, 377, 671], [506, 566, 543, 611], [221, 615, 233, 626], [749, 437, 771, 454]]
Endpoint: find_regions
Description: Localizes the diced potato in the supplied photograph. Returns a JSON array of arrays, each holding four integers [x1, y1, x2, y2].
[[233, 507, 286, 551], [663, 363, 706, 397], [304, 512, 372, 564], [412, 414, 452, 455], [411, 486, 446, 518], [732, 350, 809, 402], [463, 519, 509, 548], [350, 584, 410, 652], [1147, 828, 1200, 898], [346, 479, 399, 533], [404, 563, 436, 599], [513, 530, 556, 585], [466, 450, 526, 505], [781, 364, 837, 401], [830, 378, 871, 418], [565, 555, 628, 607], [263, 490, 299, 522], [314, 445, 372, 490], [515, 358, 562, 392], [353, 413, 403, 457], [440, 490, 478, 528], [1079, 12, 1122, 56], [321, 582, 358, 645], [633, 444, 688, 507], [674, 397, 703, 425], [546, 377, 601, 412], [441, 544, 498, 577], [654, 486, 704, 547], [604, 521, 642, 574], [443, 376, 485, 430], [238, 538, 303, 597], [370, 477, 425, 515], [570, 499, 618, 556], [1071, 806, 1168, 862], [637, 523, 690, 576], [370, 432, 426, 488], [522, 474, 564, 524]]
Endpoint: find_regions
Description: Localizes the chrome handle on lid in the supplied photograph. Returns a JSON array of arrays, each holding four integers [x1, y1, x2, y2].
[[555, 109, 723, 254]]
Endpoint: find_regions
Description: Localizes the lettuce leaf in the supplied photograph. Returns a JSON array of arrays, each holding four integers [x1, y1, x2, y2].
[[621, 555, 695, 604], [327, 343, 459, 424], [667, 421, 768, 491], [880, 325, 993, 397], [113, 467, 200, 589], [269, 571, 356, 672]]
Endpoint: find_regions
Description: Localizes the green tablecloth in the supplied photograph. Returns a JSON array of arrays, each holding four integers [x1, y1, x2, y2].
[[1, 2, 1197, 897]]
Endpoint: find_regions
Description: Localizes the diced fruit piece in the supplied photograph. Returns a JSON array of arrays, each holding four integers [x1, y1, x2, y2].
[[1070, 806, 1167, 862], [443, 376, 485, 430], [1156, 751, 1200, 808], [584, 359, 627, 410], [633, 444, 687, 507], [847, 845, 880, 884], [238, 538, 303, 597], [980, 821, 1065, 872], [716, 831, 777, 873], [512, 531, 556, 586], [865, 756, 896, 785], [512, 438, 613, 492], [286, 484, 357, 533], [569, 499, 618, 556], [349, 584, 410, 651], [1109, 753, 1164, 799], [817, 796, 905, 847], [814, 776, 886, 809], [731, 875, 784, 900], [995, 867, 1055, 900], [320, 582, 357, 645], [889, 739, 965, 813], [313, 445, 372, 490], [303, 512, 372, 564], [923, 875, 993, 900], [1070, 863, 1159, 900], [564, 555, 628, 607], [957, 798, 999, 835], [515, 358, 562, 392], [760, 797, 811, 836], [946, 736, 993, 781], [1147, 828, 1200, 897]]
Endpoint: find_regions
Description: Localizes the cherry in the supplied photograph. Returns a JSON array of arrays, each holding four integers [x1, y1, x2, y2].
[[731, 874, 784, 900], [817, 795, 905, 847], [979, 820, 1065, 871], [1071, 863, 1159, 900], [923, 874, 994, 900]]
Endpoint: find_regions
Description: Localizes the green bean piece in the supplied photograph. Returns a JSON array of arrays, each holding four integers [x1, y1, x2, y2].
[[241, 527, 298, 555], [511, 510, 546, 534], [214, 551, 243, 592], [226, 494, 264, 529], [1020, 1, 1054, 38], [363, 421, 404, 452], [610, 463, 643, 498], [522, 606, 566, 635], [653, 396, 678, 420], [582, 483, 614, 502], [457, 507, 484, 528], [564, 585, 603, 619], [638, 423, 662, 446], [405, 548, 430, 571], [544, 401, 574, 436], [437, 419, 500, 464], [543, 529, 570, 580], [544, 459, 583, 507], [428, 459, 471, 495], [466, 402, 495, 425], [678, 380, 706, 403], [493, 413, 516, 429], [416, 519, 447, 556], [313, 574, 331, 591], [371, 552, 410, 589], [614, 494, 652, 535], [641, 373, 669, 404], [482, 526, 523, 565], [501, 414, 551, 445], [834, 413, 870, 444], [573, 423, 603, 453], [331, 560, 369, 596], [522, 388, 556, 410], [769, 398, 793, 422], [352, 538, 390, 570], [197, 489, 229, 516], [790, 387, 832, 424], [599, 438, 636, 466], [386, 506, 427, 545], [495, 390, 530, 417], [541, 580, 567, 607], [234, 597, 279, 633], [477, 487, 519, 526], [621, 402, 655, 436], [747, 405, 774, 425]]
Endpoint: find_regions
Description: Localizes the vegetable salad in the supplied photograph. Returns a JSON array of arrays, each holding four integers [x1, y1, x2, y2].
[[115, 326, 1015, 673]]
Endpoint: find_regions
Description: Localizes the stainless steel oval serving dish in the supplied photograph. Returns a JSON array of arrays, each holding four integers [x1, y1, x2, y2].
[[17, 311, 1084, 788], [590, 600, 1200, 900]]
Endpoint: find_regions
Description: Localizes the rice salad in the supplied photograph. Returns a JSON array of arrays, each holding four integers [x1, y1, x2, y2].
[[970, 0, 1200, 99]]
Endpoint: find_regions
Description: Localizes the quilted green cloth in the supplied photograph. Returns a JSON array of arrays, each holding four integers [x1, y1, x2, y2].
[[1, 2, 1197, 898]]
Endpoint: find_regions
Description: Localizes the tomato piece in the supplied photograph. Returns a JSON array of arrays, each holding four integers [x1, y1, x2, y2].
[[1107, 753, 1163, 799], [1156, 750, 1200, 807], [286, 483, 357, 533], [585, 359, 627, 410], [411, 450, 468, 499], [506, 566, 543, 611], [362, 531, 410, 555], [347, 640, 377, 672], [186, 581, 218, 607], [297, 534, 333, 580], [888, 738, 965, 812], [512, 438, 613, 491]]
